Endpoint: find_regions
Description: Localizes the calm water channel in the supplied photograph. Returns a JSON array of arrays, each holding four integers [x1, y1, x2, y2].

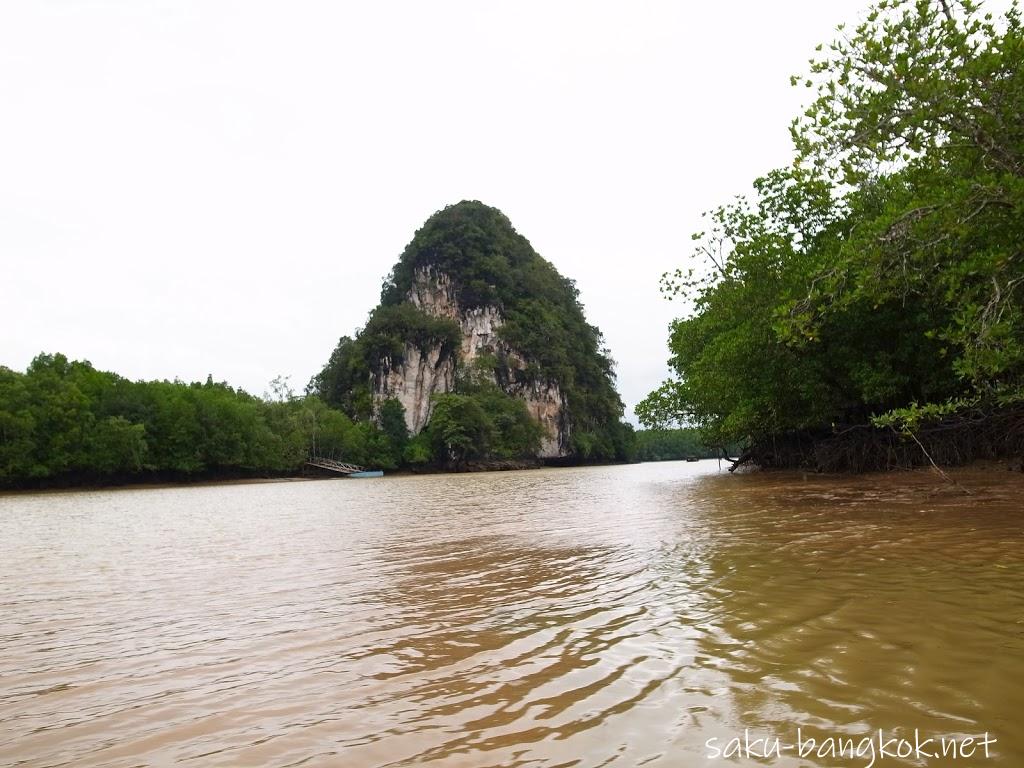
[[1, 461, 1022, 767]]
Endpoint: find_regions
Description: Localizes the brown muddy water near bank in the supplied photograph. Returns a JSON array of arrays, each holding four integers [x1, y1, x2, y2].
[[1, 462, 1022, 767]]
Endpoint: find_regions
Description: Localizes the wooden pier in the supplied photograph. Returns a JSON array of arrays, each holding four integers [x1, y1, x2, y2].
[[306, 456, 369, 475]]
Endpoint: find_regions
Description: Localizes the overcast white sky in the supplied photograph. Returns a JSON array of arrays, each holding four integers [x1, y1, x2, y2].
[[2, 0, 874, 420]]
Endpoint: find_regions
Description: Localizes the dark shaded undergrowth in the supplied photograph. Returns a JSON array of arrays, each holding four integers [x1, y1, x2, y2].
[[737, 405, 1024, 473]]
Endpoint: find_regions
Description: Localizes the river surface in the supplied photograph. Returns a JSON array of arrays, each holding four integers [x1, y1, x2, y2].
[[1, 461, 1023, 767]]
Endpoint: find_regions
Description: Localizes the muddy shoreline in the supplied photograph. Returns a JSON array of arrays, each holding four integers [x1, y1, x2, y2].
[[4, 455, 1023, 496]]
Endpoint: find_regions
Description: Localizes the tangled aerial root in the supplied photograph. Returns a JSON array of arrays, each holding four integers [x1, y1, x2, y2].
[[736, 405, 1024, 473]]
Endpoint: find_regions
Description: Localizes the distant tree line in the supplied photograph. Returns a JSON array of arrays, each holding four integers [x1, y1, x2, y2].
[[634, 428, 739, 462], [0, 353, 408, 488]]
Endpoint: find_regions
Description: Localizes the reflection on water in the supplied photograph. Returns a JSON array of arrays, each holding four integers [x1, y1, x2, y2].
[[1, 462, 1022, 766]]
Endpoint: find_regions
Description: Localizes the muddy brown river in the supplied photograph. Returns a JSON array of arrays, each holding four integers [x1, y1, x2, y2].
[[1, 461, 1022, 767]]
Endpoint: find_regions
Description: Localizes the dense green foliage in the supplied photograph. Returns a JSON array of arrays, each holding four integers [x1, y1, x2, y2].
[[639, 0, 1024, 459], [414, 380, 544, 468], [312, 200, 634, 463], [310, 336, 370, 419], [0, 353, 404, 488]]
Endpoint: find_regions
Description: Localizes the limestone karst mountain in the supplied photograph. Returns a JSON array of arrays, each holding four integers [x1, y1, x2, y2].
[[311, 201, 633, 464]]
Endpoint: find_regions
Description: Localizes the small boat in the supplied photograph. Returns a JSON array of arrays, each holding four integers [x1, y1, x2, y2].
[[348, 470, 383, 478], [685, 456, 700, 462]]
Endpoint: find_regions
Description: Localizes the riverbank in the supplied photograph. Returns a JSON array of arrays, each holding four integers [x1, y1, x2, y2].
[[0, 456, 611, 493], [0, 470, 321, 495], [5, 453, 1024, 496]]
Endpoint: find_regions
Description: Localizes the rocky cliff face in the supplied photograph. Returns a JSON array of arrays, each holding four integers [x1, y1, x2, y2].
[[373, 268, 569, 458], [313, 200, 631, 465]]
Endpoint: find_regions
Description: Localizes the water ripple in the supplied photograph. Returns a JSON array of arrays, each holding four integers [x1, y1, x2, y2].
[[1, 463, 1023, 766]]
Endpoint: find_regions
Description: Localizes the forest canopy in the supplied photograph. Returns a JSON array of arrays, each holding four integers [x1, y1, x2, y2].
[[638, 0, 1024, 468], [0, 354, 408, 488]]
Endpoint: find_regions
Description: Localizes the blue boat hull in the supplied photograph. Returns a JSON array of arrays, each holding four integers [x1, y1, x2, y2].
[[348, 470, 383, 478]]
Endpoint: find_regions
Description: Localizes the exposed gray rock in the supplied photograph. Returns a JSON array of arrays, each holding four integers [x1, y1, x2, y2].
[[373, 268, 569, 457]]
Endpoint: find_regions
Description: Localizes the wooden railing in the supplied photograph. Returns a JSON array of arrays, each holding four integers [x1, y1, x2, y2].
[[306, 456, 368, 475]]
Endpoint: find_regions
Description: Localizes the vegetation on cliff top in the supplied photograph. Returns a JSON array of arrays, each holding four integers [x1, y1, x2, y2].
[[639, 0, 1024, 470], [312, 201, 635, 463]]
